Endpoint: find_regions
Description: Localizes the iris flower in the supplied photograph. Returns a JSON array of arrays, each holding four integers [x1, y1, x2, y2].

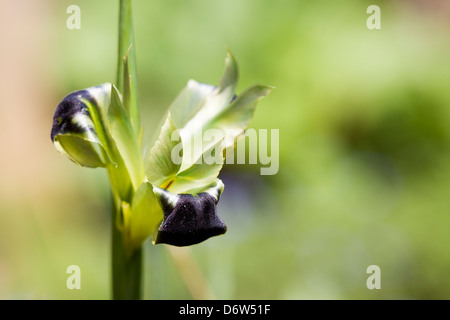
[[51, 50, 271, 249]]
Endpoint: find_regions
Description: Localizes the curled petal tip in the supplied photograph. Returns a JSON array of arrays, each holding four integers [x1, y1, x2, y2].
[[50, 84, 112, 168]]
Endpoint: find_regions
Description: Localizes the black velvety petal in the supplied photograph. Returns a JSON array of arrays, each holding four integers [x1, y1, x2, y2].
[[154, 191, 226, 246], [50, 84, 112, 168], [51, 90, 95, 141]]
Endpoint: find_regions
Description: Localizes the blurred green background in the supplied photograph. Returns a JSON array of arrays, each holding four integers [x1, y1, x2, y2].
[[1, 0, 450, 299]]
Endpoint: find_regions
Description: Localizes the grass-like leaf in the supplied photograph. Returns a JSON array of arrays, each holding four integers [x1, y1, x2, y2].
[[108, 84, 145, 191]]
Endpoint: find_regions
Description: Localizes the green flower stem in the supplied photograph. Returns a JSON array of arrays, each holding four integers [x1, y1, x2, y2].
[[111, 0, 142, 300], [112, 195, 142, 300]]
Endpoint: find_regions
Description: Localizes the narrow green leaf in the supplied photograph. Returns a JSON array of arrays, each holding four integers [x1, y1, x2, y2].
[[117, 0, 139, 134], [122, 45, 140, 133], [123, 46, 132, 116], [108, 84, 145, 191]]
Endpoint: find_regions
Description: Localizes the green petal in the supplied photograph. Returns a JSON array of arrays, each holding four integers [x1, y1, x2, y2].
[[54, 135, 107, 168], [169, 80, 216, 129], [169, 49, 237, 129], [145, 113, 224, 194], [218, 49, 239, 94], [178, 52, 238, 170], [207, 84, 273, 149], [145, 50, 271, 197], [168, 138, 224, 194], [145, 112, 181, 188]]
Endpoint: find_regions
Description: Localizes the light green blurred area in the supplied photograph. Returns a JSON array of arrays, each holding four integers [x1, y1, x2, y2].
[[1, 0, 450, 299]]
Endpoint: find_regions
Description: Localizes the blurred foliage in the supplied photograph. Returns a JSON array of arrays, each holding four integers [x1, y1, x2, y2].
[[1, 0, 450, 299]]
